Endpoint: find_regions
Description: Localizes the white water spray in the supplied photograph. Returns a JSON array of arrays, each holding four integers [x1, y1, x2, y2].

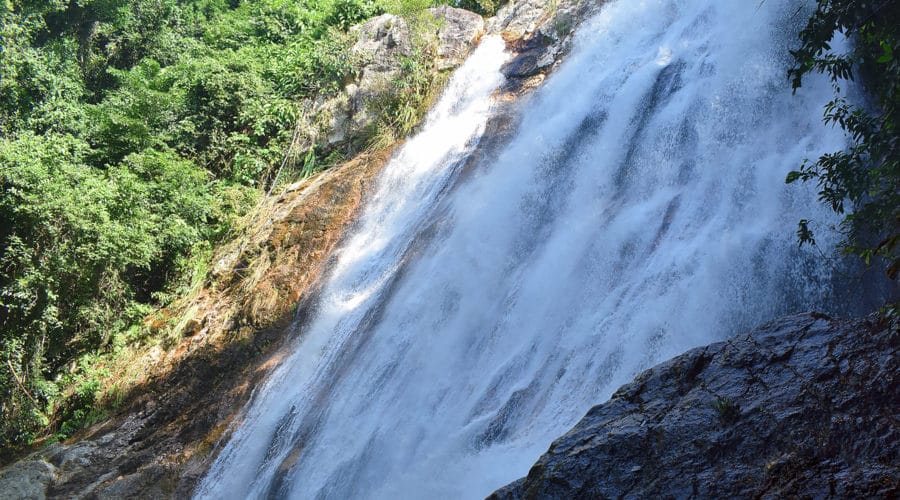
[[198, 0, 856, 497]]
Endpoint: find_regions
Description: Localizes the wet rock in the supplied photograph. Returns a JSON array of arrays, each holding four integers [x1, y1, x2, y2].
[[93, 464, 177, 500], [490, 313, 900, 498], [502, 32, 556, 78], [0, 460, 56, 500], [490, 0, 607, 93]]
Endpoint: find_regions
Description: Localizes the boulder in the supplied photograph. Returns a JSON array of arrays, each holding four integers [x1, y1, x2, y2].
[[491, 313, 899, 498], [430, 6, 485, 70], [327, 7, 485, 142], [488, 0, 607, 93], [352, 14, 412, 74], [0, 460, 56, 500]]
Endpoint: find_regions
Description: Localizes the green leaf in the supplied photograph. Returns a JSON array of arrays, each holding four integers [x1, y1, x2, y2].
[[796, 219, 816, 248], [877, 40, 893, 64]]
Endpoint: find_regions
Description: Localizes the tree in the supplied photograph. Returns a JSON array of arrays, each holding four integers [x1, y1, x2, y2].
[[786, 0, 900, 279]]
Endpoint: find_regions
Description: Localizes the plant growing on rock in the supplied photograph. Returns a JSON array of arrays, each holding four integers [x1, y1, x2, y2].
[[711, 396, 741, 425]]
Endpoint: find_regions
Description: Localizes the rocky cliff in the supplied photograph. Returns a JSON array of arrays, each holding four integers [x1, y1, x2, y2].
[[491, 312, 899, 499]]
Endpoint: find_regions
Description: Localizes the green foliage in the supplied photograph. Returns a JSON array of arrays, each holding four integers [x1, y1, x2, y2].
[[299, 146, 322, 179], [452, 0, 496, 16], [711, 397, 740, 425], [366, 49, 446, 150], [276, 30, 359, 99], [0, 134, 220, 451], [325, 0, 382, 30], [0, 14, 86, 134], [379, 0, 437, 17], [0, 0, 455, 456], [786, 0, 900, 280], [54, 357, 110, 440]]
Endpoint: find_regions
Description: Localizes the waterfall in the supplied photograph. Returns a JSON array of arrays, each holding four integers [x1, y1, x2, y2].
[[197, 0, 859, 497]]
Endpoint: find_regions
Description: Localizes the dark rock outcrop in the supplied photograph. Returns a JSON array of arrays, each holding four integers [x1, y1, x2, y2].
[[491, 312, 899, 499], [492, 0, 606, 93]]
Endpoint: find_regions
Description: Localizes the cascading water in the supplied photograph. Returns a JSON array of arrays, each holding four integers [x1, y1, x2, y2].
[[197, 0, 863, 497]]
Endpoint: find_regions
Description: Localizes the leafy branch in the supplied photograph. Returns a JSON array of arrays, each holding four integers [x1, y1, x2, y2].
[[786, 0, 900, 280]]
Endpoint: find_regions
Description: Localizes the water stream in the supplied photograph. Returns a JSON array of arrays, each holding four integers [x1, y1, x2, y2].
[[197, 0, 863, 497]]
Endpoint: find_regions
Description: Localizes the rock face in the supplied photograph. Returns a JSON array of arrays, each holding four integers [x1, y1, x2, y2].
[[339, 14, 413, 137], [353, 14, 413, 72], [431, 6, 486, 70], [0, 460, 54, 500], [322, 7, 485, 147], [491, 313, 900, 499], [491, 0, 605, 92], [210, 150, 392, 333]]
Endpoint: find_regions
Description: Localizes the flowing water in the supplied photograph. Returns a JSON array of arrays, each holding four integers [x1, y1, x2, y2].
[[197, 0, 865, 497]]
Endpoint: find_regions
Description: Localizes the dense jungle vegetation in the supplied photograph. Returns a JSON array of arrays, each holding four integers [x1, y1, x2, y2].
[[0, 0, 499, 458]]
